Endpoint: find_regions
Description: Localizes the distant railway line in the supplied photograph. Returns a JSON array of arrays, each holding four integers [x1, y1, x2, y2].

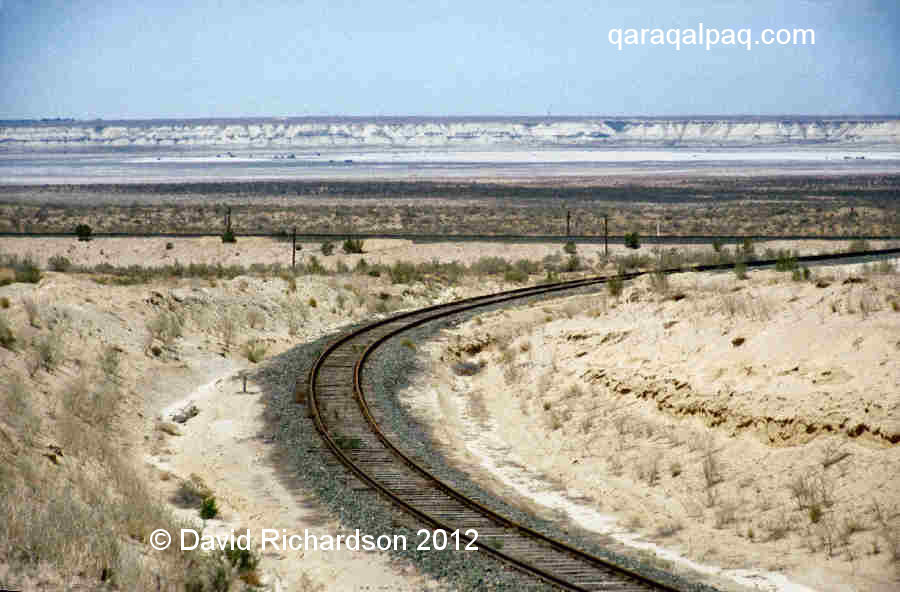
[[1, 230, 898, 244], [307, 247, 900, 591]]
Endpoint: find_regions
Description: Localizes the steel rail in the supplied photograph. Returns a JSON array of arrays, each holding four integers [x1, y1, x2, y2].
[[307, 247, 900, 591]]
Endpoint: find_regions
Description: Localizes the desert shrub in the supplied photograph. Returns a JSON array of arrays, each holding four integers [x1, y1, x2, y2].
[[165, 241, 174, 250], [0, 297, 9, 309], [616, 252, 651, 270], [22, 296, 41, 328], [223, 545, 259, 574], [320, 241, 334, 256], [335, 258, 349, 273], [147, 310, 184, 346], [302, 255, 326, 275], [452, 360, 485, 376], [172, 475, 212, 508], [607, 276, 624, 297], [47, 255, 72, 272], [563, 241, 577, 254], [3, 373, 40, 440], [389, 261, 422, 284], [33, 331, 64, 372], [75, 223, 92, 241], [0, 314, 14, 350], [562, 254, 580, 272], [217, 315, 237, 351], [542, 252, 563, 271], [99, 345, 121, 381], [513, 259, 540, 274], [221, 227, 237, 243], [712, 239, 723, 252], [200, 496, 219, 519], [308, 297, 317, 308], [470, 256, 512, 275], [14, 257, 41, 284], [733, 261, 748, 280], [624, 232, 641, 249], [342, 238, 365, 254], [775, 249, 799, 272], [243, 339, 268, 363], [504, 268, 529, 283], [354, 258, 369, 272]]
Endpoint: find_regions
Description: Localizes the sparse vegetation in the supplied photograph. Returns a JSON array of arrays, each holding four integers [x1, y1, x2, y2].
[[48, 254, 72, 272], [243, 339, 268, 363], [75, 223, 92, 241], [13, 257, 42, 284], [0, 313, 16, 350], [342, 238, 365, 254], [624, 232, 641, 250]]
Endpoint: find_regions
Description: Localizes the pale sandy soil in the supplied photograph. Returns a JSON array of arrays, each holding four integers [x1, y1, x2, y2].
[[1, 237, 486, 590], [400, 262, 900, 592], [2, 236, 897, 591], [0, 235, 892, 271]]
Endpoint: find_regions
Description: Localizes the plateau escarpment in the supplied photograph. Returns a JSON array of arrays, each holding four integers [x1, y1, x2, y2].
[[2, 116, 899, 149]]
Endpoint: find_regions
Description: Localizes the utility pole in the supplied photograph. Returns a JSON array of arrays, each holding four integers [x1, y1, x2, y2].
[[291, 227, 297, 269], [604, 214, 609, 258], [566, 210, 571, 237]]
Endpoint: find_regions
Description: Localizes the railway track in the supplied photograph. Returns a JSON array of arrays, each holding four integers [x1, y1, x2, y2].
[[307, 248, 900, 591]]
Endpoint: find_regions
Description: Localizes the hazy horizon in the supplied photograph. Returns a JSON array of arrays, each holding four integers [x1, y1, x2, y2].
[[4, 114, 900, 126]]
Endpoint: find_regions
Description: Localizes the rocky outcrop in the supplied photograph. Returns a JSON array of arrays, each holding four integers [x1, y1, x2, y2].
[[2, 116, 899, 149]]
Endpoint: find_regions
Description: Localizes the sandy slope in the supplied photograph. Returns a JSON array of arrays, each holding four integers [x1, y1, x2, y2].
[[400, 263, 900, 592]]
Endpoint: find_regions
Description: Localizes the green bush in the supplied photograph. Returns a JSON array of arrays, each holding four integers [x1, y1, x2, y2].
[[14, 257, 41, 284], [342, 238, 365, 254], [389, 261, 423, 284], [224, 545, 259, 573], [200, 496, 219, 519], [48, 255, 72, 272], [75, 224, 92, 241], [321, 241, 334, 256], [243, 339, 268, 363], [563, 241, 577, 254], [775, 250, 799, 272], [221, 228, 237, 243], [624, 232, 641, 250], [734, 261, 748, 280]]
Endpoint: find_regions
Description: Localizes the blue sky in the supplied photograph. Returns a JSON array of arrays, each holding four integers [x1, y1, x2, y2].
[[0, 0, 898, 119]]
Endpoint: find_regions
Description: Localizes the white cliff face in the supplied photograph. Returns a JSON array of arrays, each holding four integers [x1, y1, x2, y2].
[[2, 117, 899, 149]]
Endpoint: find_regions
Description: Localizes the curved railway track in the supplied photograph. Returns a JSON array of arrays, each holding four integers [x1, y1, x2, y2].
[[307, 248, 900, 591]]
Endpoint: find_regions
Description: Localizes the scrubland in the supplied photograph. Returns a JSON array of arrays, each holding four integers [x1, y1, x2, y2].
[[409, 257, 900, 591], [1, 233, 897, 591]]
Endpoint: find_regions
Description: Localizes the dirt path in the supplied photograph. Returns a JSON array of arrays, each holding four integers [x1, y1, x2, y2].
[[142, 343, 438, 591]]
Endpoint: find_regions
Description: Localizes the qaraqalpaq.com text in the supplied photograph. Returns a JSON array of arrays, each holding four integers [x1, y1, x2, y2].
[[609, 23, 815, 51]]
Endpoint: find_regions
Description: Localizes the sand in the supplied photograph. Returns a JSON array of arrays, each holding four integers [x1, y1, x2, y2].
[[399, 263, 900, 592]]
